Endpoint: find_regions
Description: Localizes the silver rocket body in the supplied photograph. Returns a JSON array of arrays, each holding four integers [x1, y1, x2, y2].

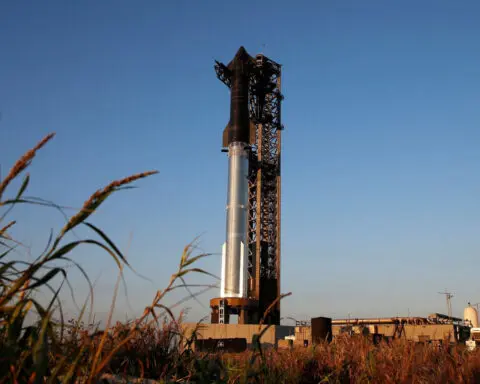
[[221, 141, 249, 298], [217, 46, 254, 300]]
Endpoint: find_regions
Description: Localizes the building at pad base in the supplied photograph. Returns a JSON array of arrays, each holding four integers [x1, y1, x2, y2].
[[280, 313, 472, 348]]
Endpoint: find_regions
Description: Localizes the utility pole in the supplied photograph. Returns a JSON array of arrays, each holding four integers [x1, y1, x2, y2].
[[438, 289, 454, 318]]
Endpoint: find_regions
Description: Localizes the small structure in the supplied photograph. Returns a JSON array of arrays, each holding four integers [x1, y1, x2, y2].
[[464, 303, 479, 328], [330, 314, 470, 344], [279, 314, 472, 348], [312, 316, 333, 344]]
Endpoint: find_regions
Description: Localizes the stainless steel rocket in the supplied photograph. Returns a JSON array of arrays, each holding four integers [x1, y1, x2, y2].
[[218, 47, 256, 299]]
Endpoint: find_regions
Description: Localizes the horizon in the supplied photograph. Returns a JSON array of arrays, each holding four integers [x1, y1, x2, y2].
[[1, 0, 479, 326]]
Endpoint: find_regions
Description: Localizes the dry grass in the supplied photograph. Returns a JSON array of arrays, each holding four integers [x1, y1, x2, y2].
[[0, 132, 55, 200], [2, 134, 480, 383], [210, 336, 480, 383]]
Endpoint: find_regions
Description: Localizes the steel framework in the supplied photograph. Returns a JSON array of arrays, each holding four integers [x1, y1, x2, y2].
[[213, 51, 283, 325]]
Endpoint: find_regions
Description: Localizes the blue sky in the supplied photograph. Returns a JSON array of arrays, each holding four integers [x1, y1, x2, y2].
[[1, 0, 479, 325]]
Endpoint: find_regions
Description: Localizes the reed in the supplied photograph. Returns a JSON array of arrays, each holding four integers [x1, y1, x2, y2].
[[2, 135, 480, 383]]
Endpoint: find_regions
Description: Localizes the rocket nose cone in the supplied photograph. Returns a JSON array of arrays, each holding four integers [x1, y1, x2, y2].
[[226, 46, 253, 70], [237, 46, 247, 55], [234, 46, 250, 60]]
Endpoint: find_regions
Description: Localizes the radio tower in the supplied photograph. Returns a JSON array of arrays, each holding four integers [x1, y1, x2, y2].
[[438, 289, 454, 318]]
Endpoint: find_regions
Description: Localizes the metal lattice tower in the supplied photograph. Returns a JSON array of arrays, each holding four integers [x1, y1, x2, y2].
[[439, 289, 454, 318], [247, 54, 283, 325]]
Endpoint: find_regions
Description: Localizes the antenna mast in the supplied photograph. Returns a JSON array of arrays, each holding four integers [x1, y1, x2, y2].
[[438, 289, 454, 318]]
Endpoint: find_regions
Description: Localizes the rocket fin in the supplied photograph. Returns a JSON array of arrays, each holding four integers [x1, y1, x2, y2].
[[222, 124, 230, 148], [249, 121, 256, 145]]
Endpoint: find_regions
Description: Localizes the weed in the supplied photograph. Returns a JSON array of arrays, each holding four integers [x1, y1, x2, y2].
[[2, 135, 480, 383]]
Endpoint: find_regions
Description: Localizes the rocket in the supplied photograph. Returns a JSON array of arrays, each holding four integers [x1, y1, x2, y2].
[[218, 47, 256, 299]]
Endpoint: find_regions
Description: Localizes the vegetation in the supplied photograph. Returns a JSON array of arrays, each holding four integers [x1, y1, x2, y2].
[[2, 134, 480, 383]]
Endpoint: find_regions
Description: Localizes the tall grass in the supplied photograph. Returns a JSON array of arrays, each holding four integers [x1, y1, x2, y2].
[[2, 134, 480, 383], [0, 133, 210, 383]]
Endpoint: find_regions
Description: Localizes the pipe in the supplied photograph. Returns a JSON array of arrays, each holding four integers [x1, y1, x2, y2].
[[332, 317, 431, 325]]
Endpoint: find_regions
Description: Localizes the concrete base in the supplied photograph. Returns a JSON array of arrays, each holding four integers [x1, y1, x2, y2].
[[181, 323, 294, 350]]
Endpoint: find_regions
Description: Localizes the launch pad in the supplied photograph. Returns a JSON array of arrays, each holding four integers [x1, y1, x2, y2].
[[209, 298, 258, 324], [210, 47, 283, 325]]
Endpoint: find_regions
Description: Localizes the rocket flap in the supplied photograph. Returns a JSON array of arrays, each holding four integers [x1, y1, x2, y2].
[[222, 123, 229, 148]]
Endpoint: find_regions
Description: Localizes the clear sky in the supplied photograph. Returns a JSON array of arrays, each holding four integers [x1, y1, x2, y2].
[[1, 0, 479, 325]]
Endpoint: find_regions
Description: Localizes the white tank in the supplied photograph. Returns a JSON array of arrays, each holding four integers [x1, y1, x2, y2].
[[464, 304, 479, 328]]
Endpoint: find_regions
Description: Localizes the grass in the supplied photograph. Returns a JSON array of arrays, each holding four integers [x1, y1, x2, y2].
[[248, 337, 480, 383], [2, 134, 480, 383]]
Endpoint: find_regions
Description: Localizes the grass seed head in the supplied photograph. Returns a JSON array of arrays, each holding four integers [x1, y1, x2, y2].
[[0, 133, 55, 199]]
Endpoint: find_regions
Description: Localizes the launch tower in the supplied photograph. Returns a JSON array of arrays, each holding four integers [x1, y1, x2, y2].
[[210, 47, 283, 325]]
